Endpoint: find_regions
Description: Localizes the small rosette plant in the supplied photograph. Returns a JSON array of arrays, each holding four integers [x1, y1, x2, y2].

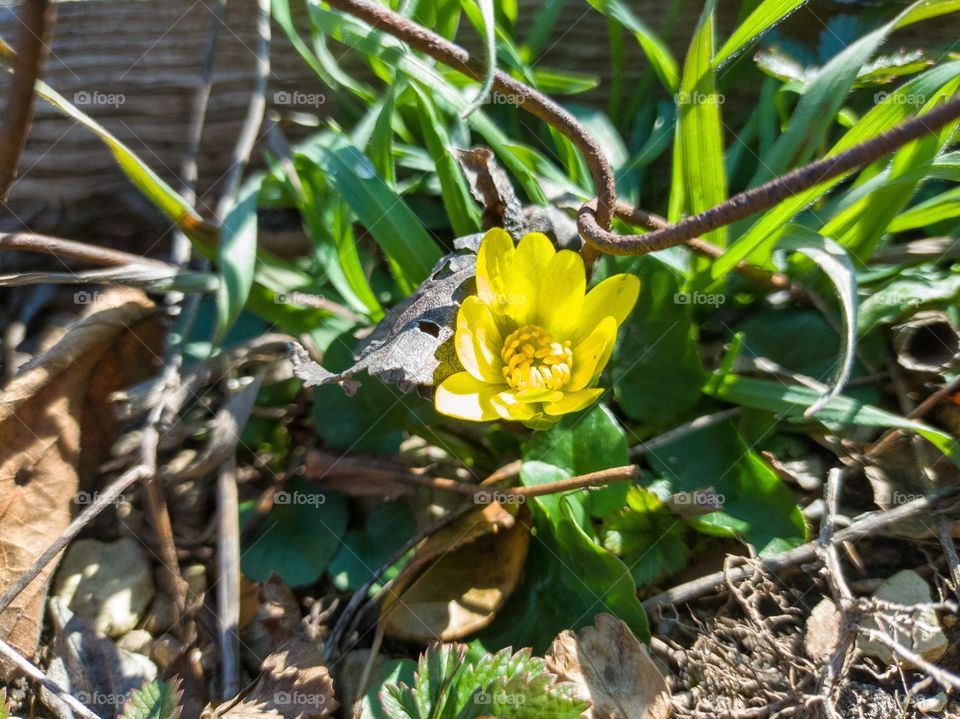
[[434, 228, 639, 429]]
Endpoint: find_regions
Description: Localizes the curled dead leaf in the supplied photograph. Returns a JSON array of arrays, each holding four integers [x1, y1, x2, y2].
[[380, 502, 531, 642], [0, 287, 161, 674], [545, 613, 671, 719]]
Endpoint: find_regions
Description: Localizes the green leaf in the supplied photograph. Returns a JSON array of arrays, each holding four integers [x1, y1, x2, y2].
[[672, 0, 727, 247], [714, 59, 960, 277], [271, 0, 374, 102], [239, 478, 348, 587], [585, 0, 679, 92], [703, 373, 960, 464], [888, 185, 960, 232], [0, 688, 8, 719], [749, 0, 960, 187], [118, 680, 181, 719], [645, 420, 807, 553], [359, 659, 416, 719], [611, 255, 705, 426], [411, 84, 482, 236], [521, 404, 630, 519], [777, 226, 857, 415], [714, 0, 808, 68], [382, 645, 587, 719], [328, 502, 416, 592], [215, 177, 260, 345], [23, 73, 213, 245], [476, 500, 650, 654], [531, 67, 601, 94], [311, 332, 434, 454], [858, 269, 960, 333], [308, 136, 443, 293], [308, 4, 548, 205], [600, 487, 690, 587]]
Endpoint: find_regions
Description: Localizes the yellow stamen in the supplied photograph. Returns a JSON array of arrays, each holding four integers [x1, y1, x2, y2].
[[500, 324, 573, 391]]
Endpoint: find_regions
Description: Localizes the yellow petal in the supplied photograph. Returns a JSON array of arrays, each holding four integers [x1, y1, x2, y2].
[[574, 273, 640, 343], [569, 316, 617, 391], [434, 372, 501, 421], [544, 388, 604, 416], [515, 388, 564, 403], [491, 390, 536, 421], [537, 249, 585, 340], [455, 296, 503, 383], [508, 233, 556, 325], [475, 228, 516, 313]]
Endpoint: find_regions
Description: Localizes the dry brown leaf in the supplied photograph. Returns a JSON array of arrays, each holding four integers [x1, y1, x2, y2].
[[0, 287, 161, 673], [380, 503, 530, 642], [804, 597, 841, 661], [545, 613, 671, 719], [210, 577, 338, 719]]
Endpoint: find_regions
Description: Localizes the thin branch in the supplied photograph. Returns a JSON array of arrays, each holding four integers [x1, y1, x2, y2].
[[0, 465, 149, 616], [216, 456, 241, 700], [0, 638, 99, 719], [324, 0, 617, 230], [0, 0, 54, 200], [579, 95, 960, 255], [0, 232, 171, 268], [613, 203, 790, 290], [643, 484, 960, 609], [214, 0, 270, 221], [326, 0, 960, 258], [859, 628, 960, 692]]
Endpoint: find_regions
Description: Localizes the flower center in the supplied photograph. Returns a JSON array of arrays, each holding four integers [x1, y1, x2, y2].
[[500, 324, 573, 391]]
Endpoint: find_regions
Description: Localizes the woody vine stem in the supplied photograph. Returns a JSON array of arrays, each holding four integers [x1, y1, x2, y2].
[[327, 0, 960, 261]]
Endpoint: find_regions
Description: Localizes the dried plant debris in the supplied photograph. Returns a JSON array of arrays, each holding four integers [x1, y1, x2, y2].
[[0, 288, 162, 673], [380, 503, 531, 642], [546, 614, 671, 719], [291, 235, 481, 392], [454, 146, 579, 248], [210, 578, 337, 719]]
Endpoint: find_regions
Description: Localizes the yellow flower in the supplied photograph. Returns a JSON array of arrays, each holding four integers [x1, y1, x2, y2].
[[434, 228, 640, 428]]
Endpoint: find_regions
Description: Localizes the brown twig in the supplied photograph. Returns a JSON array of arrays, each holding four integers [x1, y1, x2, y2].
[[0, 232, 172, 268], [326, 0, 960, 259], [216, 456, 241, 700], [0, 0, 54, 200], [613, 203, 790, 290], [0, 464, 149, 617], [643, 484, 960, 609], [0, 638, 99, 719]]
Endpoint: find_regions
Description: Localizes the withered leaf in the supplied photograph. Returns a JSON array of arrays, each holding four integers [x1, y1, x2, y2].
[[380, 503, 531, 642], [0, 288, 161, 674], [453, 147, 526, 237], [291, 236, 482, 391], [545, 614, 671, 719]]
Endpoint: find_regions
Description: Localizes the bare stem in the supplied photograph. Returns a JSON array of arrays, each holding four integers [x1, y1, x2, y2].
[[0, 0, 54, 199]]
